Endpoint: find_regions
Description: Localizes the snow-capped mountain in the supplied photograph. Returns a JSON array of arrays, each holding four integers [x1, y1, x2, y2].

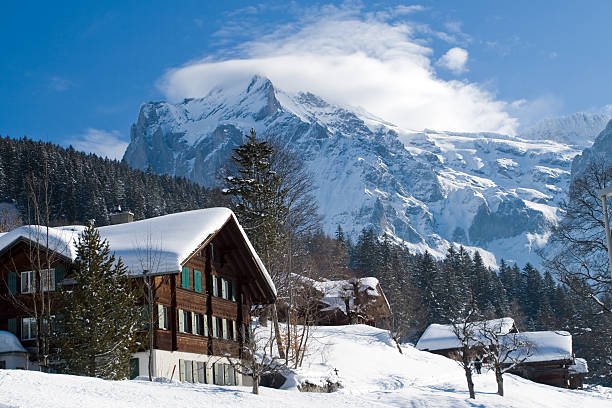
[[124, 75, 590, 268], [571, 119, 612, 176], [519, 112, 610, 147]]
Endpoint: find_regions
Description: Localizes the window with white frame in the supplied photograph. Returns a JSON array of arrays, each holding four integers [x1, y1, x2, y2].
[[21, 317, 37, 340], [178, 309, 191, 333], [192, 313, 202, 335], [157, 304, 168, 330], [21, 269, 55, 293]]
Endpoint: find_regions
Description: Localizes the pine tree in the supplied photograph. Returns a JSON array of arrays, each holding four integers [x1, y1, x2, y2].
[[55, 223, 142, 379], [224, 129, 286, 264]]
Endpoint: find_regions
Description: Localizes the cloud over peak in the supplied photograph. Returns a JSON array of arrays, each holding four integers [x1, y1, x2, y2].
[[157, 4, 518, 135]]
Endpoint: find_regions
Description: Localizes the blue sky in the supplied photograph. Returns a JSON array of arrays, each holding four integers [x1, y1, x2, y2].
[[1, 1, 611, 159]]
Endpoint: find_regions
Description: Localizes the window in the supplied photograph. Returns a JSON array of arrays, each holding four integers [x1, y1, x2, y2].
[[215, 363, 224, 385], [192, 313, 201, 335], [157, 304, 168, 330], [184, 360, 193, 383], [231, 282, 237, 302], [211, 316, 218, 338], [212, 275, 218, 297], [203, 315, 209, 337], [21, 270, 55, 293], [0, 361, 5, 369], [221, 278, 227, 299], [21, 317, 37, 340], [181, 267, 190, 289], [222, 319, 228, 340], [196, 361, 206, 383], [194, 270, 202, 293], [178, 310, 191, 333]]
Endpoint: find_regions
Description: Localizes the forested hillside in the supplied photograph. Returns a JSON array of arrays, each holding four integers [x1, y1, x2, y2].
[[0, 136, 227, 226]]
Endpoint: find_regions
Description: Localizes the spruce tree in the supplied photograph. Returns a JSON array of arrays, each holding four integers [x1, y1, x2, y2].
[[55, 223, 142, 379]]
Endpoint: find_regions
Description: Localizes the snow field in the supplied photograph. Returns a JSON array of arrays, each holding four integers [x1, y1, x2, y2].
[[1, 324, 610, 408]]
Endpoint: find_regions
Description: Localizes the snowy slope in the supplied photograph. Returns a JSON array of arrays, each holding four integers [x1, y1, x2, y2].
[[1, 324, 611, 408], [123, 75, 592, 268]]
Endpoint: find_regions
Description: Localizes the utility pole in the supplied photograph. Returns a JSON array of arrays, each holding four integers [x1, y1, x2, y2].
[[598, 186, 612, 280]]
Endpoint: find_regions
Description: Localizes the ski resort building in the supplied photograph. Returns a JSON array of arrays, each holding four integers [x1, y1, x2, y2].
[[0, 208, 277, 384], [416, 321, 588, 389]]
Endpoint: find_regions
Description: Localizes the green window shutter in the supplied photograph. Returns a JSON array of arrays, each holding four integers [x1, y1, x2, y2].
[[181, 267, 190, 289], [7, 318, 17, 335], [54, 266, 65, 289], [231, 281, 237, 302], [194, 270, 202, 293], [8, 272, 17, 295], [129, 358, 139, 380]]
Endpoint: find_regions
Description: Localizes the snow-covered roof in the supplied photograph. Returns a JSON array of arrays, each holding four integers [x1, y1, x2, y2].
[[0, 208, 276, 296], [416, 318, 516, 351], [511, 331, 573, 363], [569, 357, 588, 374], [0, 331, 27, 354], [311, 277, 387, 314]]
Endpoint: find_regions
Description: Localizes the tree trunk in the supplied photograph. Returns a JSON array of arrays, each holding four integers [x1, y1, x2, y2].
[[496, 366, 504, 396], [271, 304, 286, 360], [252, 374, 259, 395], [462, 353, 475, 399]]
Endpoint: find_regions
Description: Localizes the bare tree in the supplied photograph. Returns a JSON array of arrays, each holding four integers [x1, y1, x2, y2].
[[226, 322, 286, 395], [0, 202, 22, 232], [447, 298, 481, 400], [477, 319, 535, 396], [0, 166, 67, 372], [135, 231, 170, 381]]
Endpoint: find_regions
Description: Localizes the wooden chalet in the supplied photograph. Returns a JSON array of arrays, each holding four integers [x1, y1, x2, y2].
[[0, 208, 277, 385], [293, 276, 391, 328]]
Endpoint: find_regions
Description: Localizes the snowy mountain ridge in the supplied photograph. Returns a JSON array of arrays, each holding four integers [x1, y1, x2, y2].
[[124, 75, 602, 268]]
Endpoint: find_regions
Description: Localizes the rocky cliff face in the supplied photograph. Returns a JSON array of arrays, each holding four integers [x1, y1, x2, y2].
[[571, 119, 612, 177], [124, 75, 590, 267]]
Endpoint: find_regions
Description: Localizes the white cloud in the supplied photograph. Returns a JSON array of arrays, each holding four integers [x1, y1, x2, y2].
[[157, 5, 518, 134], [68, 128, 128, 160], [436, 47, 469, 74], [49, 76, 73, 91]]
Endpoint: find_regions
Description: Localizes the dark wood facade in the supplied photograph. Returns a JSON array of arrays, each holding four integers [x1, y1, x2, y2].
[[0, 215, 276, 363]]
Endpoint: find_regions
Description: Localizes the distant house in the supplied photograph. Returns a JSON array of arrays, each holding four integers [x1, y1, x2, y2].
[[293, 276, 391, 328], [415, 317, 517, 358], [0, 330, 29, 369], [416, 321, 588, 389], [0, 208, 277, 385], [503, 331, 587, 389]]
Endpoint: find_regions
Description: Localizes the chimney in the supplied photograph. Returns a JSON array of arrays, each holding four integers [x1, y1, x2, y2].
[[109, 203, 134, 225]]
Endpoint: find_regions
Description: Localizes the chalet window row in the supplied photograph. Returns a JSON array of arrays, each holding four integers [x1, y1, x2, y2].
[[178, 359, 239, 386], [176, 309, 238, 341], [5, 267, 65, 295], [180, 267, 237, 302]]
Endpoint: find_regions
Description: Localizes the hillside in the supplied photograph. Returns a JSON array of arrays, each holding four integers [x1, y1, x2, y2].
[[0, 136, 227, 226], [1, 325, 610, 408], [123, 75, 603, 267]]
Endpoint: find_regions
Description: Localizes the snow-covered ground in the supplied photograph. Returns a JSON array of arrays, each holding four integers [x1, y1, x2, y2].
[[1, 325, 610, 408]]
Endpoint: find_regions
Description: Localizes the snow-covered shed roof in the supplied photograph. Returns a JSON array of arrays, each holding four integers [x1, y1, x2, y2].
[[510, 331, 573, 363], [569, 357, 588, 374], [0, 331, 27, 354], [0, 208, 276, 296], [416, 318, 516, 351]]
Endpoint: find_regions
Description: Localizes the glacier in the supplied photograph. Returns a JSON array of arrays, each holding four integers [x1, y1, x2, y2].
[[123, 75, 606, 269]]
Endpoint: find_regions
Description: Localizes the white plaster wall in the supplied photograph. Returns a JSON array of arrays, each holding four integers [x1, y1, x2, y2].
[[131, 350, 246, 385], [0, 353, 29, 369]]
